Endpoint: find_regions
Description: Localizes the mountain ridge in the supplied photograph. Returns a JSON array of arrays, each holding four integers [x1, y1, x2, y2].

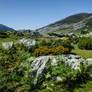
[[37, 13, 92, 34], [0, 24, 15, 31]]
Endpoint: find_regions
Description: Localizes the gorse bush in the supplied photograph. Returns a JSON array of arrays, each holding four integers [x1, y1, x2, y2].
[[16, 39, 73, 56], [78, 37, 92, 50], [34, 45, 69, 56], [34, 40, 73, 56]]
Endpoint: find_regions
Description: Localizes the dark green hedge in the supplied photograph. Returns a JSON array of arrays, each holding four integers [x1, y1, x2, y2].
[[78, 37, 92, 50]]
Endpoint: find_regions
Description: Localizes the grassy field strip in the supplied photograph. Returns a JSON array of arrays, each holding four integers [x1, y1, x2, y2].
[[72, 45, 92, 58]]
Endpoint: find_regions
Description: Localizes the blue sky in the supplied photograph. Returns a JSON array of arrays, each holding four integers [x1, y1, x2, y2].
[[0, 0, 92, 30]]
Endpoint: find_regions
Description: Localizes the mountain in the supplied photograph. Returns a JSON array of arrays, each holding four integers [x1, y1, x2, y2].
[[0, 24, 15, 31], [37, 13, 92, 34]]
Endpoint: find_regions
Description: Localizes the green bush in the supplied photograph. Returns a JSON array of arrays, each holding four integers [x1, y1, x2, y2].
[[0, 46, 34, 92], [78, 37, 92, 50], [81, 29, 88, 34], [0, 31, 8, 38], [48, 32, 64, 37]]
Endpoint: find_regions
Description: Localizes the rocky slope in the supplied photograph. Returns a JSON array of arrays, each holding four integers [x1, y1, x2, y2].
[[37, 13, 92, 35]]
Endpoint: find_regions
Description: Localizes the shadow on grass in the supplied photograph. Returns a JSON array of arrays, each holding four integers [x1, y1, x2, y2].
[[69, 52, 77, 55], [58, 76, 92, 92]]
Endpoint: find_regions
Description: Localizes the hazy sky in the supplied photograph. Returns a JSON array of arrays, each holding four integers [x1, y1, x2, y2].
[[0, 0, 92, 30]]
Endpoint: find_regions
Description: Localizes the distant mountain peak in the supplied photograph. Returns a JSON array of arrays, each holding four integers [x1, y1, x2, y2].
[[0, 24, 15, 31]]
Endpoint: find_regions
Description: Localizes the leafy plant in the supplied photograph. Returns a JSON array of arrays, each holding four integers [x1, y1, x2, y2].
[[78, 37, 92, 50]]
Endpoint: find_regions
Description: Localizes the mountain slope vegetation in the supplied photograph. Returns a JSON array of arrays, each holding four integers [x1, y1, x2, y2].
[[37, 13, 92, 34]]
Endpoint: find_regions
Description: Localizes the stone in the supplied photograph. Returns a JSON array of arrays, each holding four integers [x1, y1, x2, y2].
[[13, 31, 24, 36], [51, 83, 54, 86], [2, 42, 14, 50], [86, 58, 92, 65], [31, 56, 60, 84], [30, 54, 92, 85], [46, 74, 51, 79], [27, 57, 35, 62], [62, 54, 84, 69], [32, 31, 41, 36], [68, 33, 76, 37], [47, 87, 53, 91], [31, 56, 51, 84], [18, 39, 36, 48], [81, 32, 92, 38], [30, 54, 84, 84], [56, 76, 62, 81]]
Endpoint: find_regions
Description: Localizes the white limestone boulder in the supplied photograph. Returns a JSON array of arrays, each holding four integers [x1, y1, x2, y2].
[[86, 58, 92, 65], [18, 38, 36, 48], [2, 42, 14, 50], [30, 54, 85, 84]]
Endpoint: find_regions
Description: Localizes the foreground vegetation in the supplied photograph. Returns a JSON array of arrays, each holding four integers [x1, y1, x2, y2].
[[0, 31, 92, 92]]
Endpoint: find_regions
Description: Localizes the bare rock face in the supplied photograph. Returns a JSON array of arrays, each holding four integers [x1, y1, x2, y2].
[[2, 42, 14, 50], [86, 58, 92, 65], [30, 54, 85, 84], [63, 54, 84, 69], [31, 56, 58, 84], [18, 39, 36, 48], [13, 31, 24, 36]]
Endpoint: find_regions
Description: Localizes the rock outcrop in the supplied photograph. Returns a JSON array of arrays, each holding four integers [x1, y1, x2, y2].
[[30, 54, 85, 84], [82, 32, 92, 38], [2, 42, 14, 50], [31, 56, 58, 84], [13, 31, 24, 36], [18, 39, 36, 48], [86, 58, 92, 65]]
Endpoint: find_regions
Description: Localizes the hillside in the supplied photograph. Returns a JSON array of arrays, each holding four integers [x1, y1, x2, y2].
[[0, 24, 14, 31], [37, 13, 92, 34]]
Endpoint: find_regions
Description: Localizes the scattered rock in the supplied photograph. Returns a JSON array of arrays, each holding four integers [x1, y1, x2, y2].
[[46, 74, 51, 79], [68, 33, 76, 37], [32, 31, 41, 36], [30, 54, 85, 84], [51, 83, 54, 86], [86, 58, 92, 65], [13, 31, 24, 36], [27, 57, 35, 62], [81, 32, 92, 38], [2, 42, 14, 50], [31, 56, 52, 84], [18, 39, 36, 48], [56, 76, 62, 81], [47, 87, 53, 91]]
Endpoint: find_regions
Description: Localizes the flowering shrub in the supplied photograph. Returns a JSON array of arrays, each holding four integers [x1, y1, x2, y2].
[[34, 45, 69, 56]]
